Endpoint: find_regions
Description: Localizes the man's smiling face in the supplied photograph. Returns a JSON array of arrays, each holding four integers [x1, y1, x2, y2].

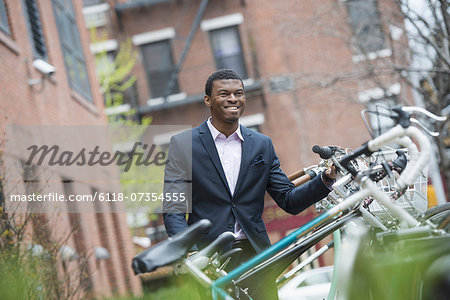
[[205, 79, 246, 125]]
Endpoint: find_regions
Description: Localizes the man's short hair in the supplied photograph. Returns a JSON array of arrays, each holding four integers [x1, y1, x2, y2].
[[205, 69, 244, 97]]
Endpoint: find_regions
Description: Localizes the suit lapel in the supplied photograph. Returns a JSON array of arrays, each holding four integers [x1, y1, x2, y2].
[[233, 125, 253, 198], [198, 121, 231, 195]]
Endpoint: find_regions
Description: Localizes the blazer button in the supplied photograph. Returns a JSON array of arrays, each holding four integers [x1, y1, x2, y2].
[[228, 224, 234, 229], [231, 202, 236, 208]]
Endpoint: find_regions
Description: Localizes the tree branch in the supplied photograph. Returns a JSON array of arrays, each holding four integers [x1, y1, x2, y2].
[[402, 2, 450, 67]]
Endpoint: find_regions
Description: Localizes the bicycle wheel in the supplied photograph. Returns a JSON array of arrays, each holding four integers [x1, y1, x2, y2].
[[421, 254, 450, 300], [421, 203, 450, 232]]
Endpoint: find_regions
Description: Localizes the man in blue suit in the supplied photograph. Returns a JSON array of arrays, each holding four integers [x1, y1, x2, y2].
[[163, 69, 335, 261]]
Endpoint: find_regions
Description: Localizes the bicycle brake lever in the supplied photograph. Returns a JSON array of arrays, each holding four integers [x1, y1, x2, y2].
[[410, 118, 440, 137], [381, 161, 394, 180], [402, 106, 448, 122]]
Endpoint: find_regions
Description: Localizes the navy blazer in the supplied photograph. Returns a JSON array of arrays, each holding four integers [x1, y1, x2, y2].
[[163, 121, 330, 253]]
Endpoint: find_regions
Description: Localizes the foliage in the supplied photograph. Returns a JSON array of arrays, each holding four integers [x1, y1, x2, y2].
[[90, 29, 164, 223], [0, 162, 91, 299], [282, 0, 450, 199], [90, 27, 151, 126], [107, 275, 202, 300]]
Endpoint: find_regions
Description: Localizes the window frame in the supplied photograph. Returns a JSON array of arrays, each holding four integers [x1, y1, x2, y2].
[[0, 0, 11, 35], [52, 0, 93, 101], [23, 0, 48, 60], [208, 25, 248, 79], [140, 38, 180, 99], [345, 0, 386, 56]]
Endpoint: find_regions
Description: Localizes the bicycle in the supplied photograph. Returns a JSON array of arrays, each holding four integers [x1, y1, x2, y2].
[[132, 106, 448, 300]]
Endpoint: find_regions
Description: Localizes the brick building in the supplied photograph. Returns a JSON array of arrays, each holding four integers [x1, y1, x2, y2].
[[83, 0, 413, 267], [0, 0, 141, 298]]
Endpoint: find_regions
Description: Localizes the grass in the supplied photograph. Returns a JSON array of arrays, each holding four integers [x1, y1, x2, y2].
[[109, 275, 206, 300]]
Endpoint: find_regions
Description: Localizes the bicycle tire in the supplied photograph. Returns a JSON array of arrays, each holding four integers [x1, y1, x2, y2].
[[421, 254, 450, 300], [421, 203, 450, 220], [421, 203, 450, 232], [437, 214, 450, 231]]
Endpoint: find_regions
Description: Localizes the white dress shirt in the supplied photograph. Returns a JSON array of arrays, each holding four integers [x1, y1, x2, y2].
[[207, 118, 247, 240]]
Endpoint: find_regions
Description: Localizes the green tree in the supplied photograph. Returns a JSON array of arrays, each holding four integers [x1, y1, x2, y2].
[[90, 29, 164, 231]]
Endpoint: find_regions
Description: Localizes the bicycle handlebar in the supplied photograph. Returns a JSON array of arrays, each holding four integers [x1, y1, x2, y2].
[[312, 145, 339, 159], [288, 169, 305, 181], [339, 105, 446, 181], [292, 169, 317, 187]]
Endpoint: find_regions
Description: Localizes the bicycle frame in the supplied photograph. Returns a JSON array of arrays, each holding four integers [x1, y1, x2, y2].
[[210, 120, 433, 299], [236, 208, 359, 292], [131, 107, 447, 300]]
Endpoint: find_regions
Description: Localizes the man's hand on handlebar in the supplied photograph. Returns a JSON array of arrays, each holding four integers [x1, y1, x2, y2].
[[324, 164, 337, 180], [321, 164, 337, 188]]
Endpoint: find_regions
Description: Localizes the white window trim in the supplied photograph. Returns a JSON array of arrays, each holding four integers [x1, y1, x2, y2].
[[104, 103, 131, 115], [358, 83, 401, 103], [166, 92, 187, 103], [240, 113, 265, 128], [82, 3, 110, 15], [201, 13, 243, 31], [90, 39, 118, 54], [147, 92, 187, 107], [153, 128, 190, 146], [113, 141, 136, 153], [352, 48, 392, 63], [147, 97, 165, 107], [82, 3, 109, 28], [132, 28, 175, 46], [242, 78, 254, 87]]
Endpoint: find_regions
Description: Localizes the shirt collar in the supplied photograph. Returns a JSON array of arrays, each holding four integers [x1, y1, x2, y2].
[[207, 117, 244, 141]]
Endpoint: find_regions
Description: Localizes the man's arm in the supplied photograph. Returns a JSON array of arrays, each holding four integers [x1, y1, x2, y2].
[[266, 140, 331, 215], [163, 135, 191, 236]]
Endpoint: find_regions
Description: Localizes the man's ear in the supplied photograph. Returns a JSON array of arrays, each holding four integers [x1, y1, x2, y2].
[[204, 95, 211, 108]]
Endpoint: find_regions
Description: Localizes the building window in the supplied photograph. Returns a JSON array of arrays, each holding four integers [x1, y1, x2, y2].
[[52, 0, 92, 101], [140, 39, 179, 98], [90, 39, 117, 77], [0, 0, 10, 35], [209, 26, 247, 79], [95, 50, 115, 78], [345, 0, 385, 54], [24, 0, 47, 60], [240, 113, 264, 133], [21, 161, 40, 196], [82, 0, 103, 6], [82, 2, 109, 29]]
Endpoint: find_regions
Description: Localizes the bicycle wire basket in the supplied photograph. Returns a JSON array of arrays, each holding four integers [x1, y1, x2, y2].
[[364, 149, 428, 219]]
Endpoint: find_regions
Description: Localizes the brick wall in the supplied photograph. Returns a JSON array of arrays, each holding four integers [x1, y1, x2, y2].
[[0, 0, 141, 297]]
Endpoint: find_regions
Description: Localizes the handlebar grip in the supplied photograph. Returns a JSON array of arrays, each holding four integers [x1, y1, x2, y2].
[[292, 170, 316, 187], [288, 169, 306, 181], [312, 145, 335, 159]]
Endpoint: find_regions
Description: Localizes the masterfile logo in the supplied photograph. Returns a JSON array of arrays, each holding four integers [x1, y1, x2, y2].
[[2, 124, 192, 213], [25, 142, 167, 172]]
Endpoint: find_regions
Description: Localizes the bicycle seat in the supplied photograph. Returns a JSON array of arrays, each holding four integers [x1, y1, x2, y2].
[[132, 219, 212, 274], [188, 231, 236, 269]]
